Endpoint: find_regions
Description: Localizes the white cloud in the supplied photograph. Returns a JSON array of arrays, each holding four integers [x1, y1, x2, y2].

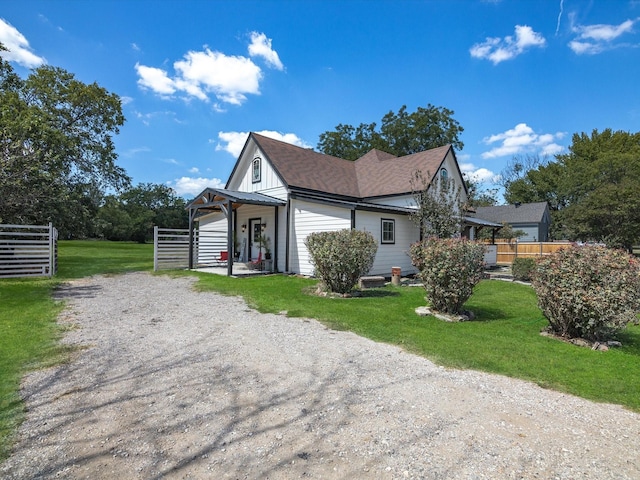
[[248, 32, 284, 70], [216, 130, 312, 158], [460, 163, 498, 184], [568, 17, 639, 54], [135, 63, 177, 96], [170, 176, 225, 197], [188, 167, 200, 174], [0, 18, 46, 68], [135, 32, 282, 106], [481, 123, 565, 159], [470, 25, 546, 64]]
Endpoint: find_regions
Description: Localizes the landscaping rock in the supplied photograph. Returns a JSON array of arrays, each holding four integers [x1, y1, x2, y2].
[[358, 276, 385, 289]]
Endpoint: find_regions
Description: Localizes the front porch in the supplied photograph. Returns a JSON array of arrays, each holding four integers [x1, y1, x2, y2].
[[187, 188, 286, 276]]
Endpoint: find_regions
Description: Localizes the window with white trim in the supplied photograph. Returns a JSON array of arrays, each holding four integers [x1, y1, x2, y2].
[[252, 157, 261, 183], [381, 218, 395, 244]]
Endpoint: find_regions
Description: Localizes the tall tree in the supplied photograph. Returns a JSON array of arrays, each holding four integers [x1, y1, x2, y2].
[[560, 129, 640, 250], [317, 104, 464, 160], [0, 45, 129, 236]]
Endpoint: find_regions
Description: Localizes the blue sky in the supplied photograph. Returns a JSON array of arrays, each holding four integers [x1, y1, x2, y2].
[[2, 0, 640, 200]]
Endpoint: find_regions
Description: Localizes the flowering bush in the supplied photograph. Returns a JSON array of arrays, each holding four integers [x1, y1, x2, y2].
[[532, 246, 640, 341], [410, 237, 486, 314], [305, 229, 377, 294]]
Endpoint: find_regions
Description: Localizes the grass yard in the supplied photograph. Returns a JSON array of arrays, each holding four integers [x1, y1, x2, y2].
[[2, 240, 640, 462], [56, 240, 153, 279]]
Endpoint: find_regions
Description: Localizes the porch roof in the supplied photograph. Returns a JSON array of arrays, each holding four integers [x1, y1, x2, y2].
[[187, 188, 286, 215], [463, 216, 503, 228]]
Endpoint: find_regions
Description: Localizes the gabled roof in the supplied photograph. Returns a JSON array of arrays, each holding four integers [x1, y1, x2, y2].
[[250, 133, 455, 200], [251, 133, 360, 198], [355, 145, 452, 198], [474, 202, 550, 225]]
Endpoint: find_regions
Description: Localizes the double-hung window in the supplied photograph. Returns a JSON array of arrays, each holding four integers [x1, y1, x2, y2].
[[381, 218, 395, 244]]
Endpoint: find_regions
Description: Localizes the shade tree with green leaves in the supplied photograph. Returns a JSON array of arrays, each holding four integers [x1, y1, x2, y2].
[[317, 104, 464, 160], [0, 43, 129, 238]]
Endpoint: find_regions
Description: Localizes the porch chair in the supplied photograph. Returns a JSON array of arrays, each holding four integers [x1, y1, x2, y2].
[[249, 251, 262, 270], [215, 250, 228, 267]]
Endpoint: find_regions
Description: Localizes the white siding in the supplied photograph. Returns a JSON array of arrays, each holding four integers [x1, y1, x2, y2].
[[290, 200, 351, 276], [367, 194, 417, 208], [355, 211, 419, 276], [227, 142, 285, 193], [441, 150, 468, 205], [197, 213, 227, 265]]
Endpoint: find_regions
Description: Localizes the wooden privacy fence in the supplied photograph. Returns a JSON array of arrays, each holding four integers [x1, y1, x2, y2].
[[490, 241, 573, 265], [153, 227, 228, 271], [0, 223, 58, 278]]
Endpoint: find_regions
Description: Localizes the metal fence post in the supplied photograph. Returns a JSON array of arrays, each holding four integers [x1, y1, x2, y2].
[[153, 226, 159, 272]]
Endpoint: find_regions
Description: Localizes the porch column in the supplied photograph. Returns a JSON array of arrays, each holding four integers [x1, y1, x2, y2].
[[227, 199, 233, 276], [273, 205, 278, 272]]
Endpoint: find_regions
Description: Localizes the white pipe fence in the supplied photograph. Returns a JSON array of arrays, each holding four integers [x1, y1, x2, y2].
[[0, 223, 58, 278]]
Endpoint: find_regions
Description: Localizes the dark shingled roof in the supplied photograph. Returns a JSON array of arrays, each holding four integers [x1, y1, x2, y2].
[[251, 133, 451, 199], [474, 202, 549, 224]]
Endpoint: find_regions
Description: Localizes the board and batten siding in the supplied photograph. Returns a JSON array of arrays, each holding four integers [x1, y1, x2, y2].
[[227, 143, 285, 193], [355, 211, 419, 276], [196, 213, 227, 265], [289, 199, 351, 276]]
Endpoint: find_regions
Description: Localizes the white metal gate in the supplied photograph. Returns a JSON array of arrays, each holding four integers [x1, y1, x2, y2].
[[0, 223, 58, 278]]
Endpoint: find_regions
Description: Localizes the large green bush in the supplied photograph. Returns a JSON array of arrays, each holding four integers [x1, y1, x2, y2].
[[410, 237, 486, 314], [511, 257, 536, 281], [532, 246, 640, 341], [305, 229, 378, 294]]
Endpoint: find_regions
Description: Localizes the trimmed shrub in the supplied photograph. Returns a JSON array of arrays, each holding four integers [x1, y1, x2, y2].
[[511, 257, 536, 282], [410, 237, 486, 314], [305, 229, 377, 294], [532, 246, 640, 341]]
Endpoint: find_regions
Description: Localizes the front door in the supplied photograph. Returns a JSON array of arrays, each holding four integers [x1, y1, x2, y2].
[[249, 218, 262, 260]]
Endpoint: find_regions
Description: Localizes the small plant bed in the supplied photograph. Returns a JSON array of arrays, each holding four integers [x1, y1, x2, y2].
[[540, 328, 623, 351], [415, 306, 475, 322]]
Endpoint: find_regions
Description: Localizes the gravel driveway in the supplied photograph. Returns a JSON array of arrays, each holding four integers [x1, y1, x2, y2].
[[2, 272, 639, 479]]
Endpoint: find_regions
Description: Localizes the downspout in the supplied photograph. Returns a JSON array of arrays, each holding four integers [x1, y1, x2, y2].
[[351, 209, 356, 229]]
